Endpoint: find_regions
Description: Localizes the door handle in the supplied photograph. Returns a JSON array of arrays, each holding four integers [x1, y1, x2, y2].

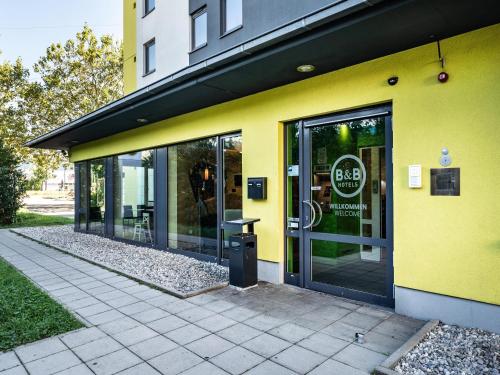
[[302, 200, 316, 229], [311, 200, 323, 227]]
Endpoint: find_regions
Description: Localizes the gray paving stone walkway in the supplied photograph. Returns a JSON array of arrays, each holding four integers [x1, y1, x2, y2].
[[0, 230, 425, 374]]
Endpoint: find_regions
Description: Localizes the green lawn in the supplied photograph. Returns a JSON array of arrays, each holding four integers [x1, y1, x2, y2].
[[0, 258, 83, 351], [0, 211, 73, 229]]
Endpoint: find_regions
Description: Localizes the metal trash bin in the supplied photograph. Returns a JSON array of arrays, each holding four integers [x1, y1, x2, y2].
[[229, 233, 257, 288]]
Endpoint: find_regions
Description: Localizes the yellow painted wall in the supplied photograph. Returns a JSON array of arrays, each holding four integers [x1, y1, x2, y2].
[[70, 24, 500, 306], [123, 0, 137, 94]]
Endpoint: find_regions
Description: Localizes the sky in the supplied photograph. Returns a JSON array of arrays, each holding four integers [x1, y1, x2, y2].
[[0, 0, 123, 76]]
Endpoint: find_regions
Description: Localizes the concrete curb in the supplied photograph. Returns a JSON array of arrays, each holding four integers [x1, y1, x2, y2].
[[10, 229, 229, 300], [374, 319, 440, 375]]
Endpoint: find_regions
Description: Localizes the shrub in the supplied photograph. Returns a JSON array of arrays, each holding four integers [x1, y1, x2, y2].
[[0, 139, 26, 225]]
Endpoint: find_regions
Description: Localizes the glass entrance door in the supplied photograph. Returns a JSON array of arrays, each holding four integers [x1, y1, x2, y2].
[[285, 106, 393, 306]]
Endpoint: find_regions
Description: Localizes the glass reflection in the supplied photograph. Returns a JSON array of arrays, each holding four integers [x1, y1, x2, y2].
[[311, 240, 387, 296], [168, 138, 218, 256], [222, 135, 242, 259], [113, 150, 155, 244], [78, 163, 88, 231], [224, 0, 243, 32], [310, 117, 386, 238], [89, 159, 105, 234]]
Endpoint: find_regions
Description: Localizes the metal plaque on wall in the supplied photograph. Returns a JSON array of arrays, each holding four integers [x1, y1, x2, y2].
[[430, 168, 460, 196]]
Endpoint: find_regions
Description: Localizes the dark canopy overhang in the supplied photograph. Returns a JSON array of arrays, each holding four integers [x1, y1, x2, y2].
[[27, 0, 500, 150]]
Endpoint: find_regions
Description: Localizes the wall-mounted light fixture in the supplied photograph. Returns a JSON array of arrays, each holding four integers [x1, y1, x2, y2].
[[296, 64, 315, 73], [436, 40, 449, 83]]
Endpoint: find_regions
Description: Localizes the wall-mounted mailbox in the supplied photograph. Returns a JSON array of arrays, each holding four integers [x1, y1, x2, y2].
[[248, 177, 267, 199], [430, 168, 460, 196]]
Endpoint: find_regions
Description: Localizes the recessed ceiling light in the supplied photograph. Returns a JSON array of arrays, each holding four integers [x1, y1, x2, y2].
[[296, 64, 316, 73], [137, 118, 148, 123]]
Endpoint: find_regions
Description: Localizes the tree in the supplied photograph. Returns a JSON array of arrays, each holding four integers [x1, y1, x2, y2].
[[0, 25, 123, 187], [0, 139, 26, 225]]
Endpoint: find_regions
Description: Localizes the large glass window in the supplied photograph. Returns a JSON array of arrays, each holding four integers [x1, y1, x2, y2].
[[77, 163, 88, 231], [192, 8, 207, 50], [222, 0, 243, 34], [113, 150, 155, 244], [168, 138, 218, 257], [88, 159, 106, 234], [221, 135, 243, 259]]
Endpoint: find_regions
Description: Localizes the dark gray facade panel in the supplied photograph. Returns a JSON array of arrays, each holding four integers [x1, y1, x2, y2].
[[154, 147, 168, 249], [189, 0, 342, 64]]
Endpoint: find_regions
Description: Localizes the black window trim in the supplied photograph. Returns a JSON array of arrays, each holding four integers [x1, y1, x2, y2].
[[143, 38, 156, 76], [143, 0, 155, 17], [191, 6, 208, 52], [220, 0, 243, 37]]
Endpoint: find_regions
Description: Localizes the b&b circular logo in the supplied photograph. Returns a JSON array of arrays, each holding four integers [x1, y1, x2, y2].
[[330, 154, 366, 198]]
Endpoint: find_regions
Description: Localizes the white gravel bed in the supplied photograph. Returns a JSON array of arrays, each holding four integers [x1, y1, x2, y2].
[[396, 323, 499, 375], [13, 225, 228, 295]]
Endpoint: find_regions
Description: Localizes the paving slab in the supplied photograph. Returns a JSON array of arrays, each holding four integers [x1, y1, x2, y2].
[[241, 333, 292, 358], [15, 337, 67, 363], [146, 315, 189, 334], [0, 352, 20, 371], [217, 323, 262, 345], [113, 325, 159, 346], [0, 366, 28, 375], [61, 327, 107, 348], [176, 306, 215, 323], [117, 362, 161, 375], [55, 364, 95, 375], [86, 348, 142, 375], [271, 345, 327, 374], [131, 308, 170, 324], [333, 344, 387, 373], [210, 346, 265, 375], [179, 361, 229, 375], [129, 335, 178, 360], [195, 314, 237, 333], [24, 350, 82, 375], [244, 360, 298, 375], [72, 336, 124, 362], [268, 323, 314, 343], [165, 324, 211, 345], [148, 347, 203, 375], [297, 332, 349, 357], [308, 359, 369, 375], [98, 317, 143, 335]]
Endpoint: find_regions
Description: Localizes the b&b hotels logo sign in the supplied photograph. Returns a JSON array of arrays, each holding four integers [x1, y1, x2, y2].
[[330, 154, 366, 198]]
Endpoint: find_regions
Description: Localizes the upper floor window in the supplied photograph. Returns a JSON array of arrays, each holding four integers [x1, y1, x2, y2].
[[222, 0, 242, 34], [191, 7, 207, 51], [144, 0, 155, 16], [144, 39, 156, 75]]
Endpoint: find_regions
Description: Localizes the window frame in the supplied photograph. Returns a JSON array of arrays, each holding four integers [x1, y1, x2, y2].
[[143, 0, 155, 17], [221, 0, 243, 36], [143, 38, 156, 76], [191, 7, 208, 52]]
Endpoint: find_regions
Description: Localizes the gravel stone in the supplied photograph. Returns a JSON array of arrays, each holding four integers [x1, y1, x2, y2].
[[395, 323, 500, 375], [14, 226, 228, 295]]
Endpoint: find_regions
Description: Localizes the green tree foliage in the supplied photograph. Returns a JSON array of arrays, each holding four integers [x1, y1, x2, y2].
[[0, 139, 26, 225], [0, 25, 123, 187]]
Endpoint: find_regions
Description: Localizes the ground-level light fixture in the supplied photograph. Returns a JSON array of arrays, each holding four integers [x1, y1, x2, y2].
[[296, 64, 316, 73], [137, 118, 148, 124]]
